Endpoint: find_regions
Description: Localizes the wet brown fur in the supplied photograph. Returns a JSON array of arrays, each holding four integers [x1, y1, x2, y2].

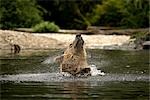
[[55, 34, 90, 76]]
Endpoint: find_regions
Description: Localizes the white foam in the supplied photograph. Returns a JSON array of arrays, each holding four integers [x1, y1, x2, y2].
[[61, 72, 72, 77], [90, 65, 105, 76]]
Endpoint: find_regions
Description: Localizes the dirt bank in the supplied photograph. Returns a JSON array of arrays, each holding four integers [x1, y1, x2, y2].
[[34, 33, 130, 49], [0, 30, 63, 50], [0, 30, 131, 50]]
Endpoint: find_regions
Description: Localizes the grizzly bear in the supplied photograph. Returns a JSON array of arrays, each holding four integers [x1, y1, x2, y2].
[[54, 34, 90, 76]]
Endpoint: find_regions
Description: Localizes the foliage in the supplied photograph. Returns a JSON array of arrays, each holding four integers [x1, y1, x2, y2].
[[87, 0, 149, 28], [32, 21, 59, 33], [37, 0, 101, 29], [121, 0, 149, 28], [87, 0, 126, 27], [0, 0, 42, 29], [131, 31, 149, 40], [37, 0, 149, 29], [0, 0, 148, 29], [131, 31, 149, 49]]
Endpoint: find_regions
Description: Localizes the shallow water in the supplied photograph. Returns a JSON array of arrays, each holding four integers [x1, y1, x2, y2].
[[0, 49, 149, 100]]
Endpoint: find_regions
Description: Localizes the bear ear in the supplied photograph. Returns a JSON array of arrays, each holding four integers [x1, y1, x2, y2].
[[69, 44, 73, 48]]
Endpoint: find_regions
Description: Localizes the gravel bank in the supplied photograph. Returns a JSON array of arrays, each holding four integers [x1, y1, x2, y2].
[[0, 30, 131, 50], [34, 33, 130, 49]]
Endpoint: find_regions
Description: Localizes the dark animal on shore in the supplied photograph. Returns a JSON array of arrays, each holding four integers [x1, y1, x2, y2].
[[11, 44, 21, 54]]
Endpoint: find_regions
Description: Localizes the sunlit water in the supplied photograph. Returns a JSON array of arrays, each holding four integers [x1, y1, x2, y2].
[[0, 49, 149, 100]]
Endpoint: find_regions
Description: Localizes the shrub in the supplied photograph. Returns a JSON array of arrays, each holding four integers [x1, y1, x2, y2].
[[131, 31, 149, 41], [32, 21, 59, 33]]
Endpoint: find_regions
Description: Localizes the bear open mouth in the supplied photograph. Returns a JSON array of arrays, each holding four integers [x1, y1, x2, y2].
[[73, 34, 84, 49]]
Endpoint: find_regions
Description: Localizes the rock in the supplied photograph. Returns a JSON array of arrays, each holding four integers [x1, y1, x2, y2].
[[143, 41, 150, 49]]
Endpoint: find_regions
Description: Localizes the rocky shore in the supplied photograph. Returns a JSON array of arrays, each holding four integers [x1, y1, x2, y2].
[[0, 30, 63, 50], [0, 29, 148, 51]]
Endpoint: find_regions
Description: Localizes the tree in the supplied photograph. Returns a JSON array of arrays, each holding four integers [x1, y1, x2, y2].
[[0, 0, 42, 29], [87, 0, 149, 28], [121, 0, 149, 28], [37, 0, 101, 29]]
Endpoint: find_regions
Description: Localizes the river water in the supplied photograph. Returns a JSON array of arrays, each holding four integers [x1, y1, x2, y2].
[[0, 49, 149, 100]]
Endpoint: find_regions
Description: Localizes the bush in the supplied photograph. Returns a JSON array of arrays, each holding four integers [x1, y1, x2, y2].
[[131, 31, 149, 41], [32, 21, 59, 33]]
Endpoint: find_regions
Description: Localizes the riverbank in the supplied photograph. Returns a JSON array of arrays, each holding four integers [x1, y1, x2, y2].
[[34, 33, 131, 50], [0, 30, 133, 50]]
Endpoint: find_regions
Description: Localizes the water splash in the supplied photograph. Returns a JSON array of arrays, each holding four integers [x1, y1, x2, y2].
[[90, 65, 105, 76], [42, 56, 55, 64], [53, 65, 105, 77]]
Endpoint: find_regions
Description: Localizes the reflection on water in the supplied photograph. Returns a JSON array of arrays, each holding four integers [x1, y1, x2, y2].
[[1, 81, 149, 100], [0, 49, 149, 100]]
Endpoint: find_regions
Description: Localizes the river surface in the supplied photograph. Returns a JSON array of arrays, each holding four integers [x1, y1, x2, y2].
[[0, 49, 149, 100]]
